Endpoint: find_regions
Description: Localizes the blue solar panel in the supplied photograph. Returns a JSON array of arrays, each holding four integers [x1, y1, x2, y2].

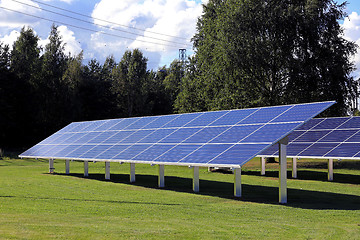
[[312, 117, 349, 130], [321, 129, 358, 142], [180, 145, 231, 164], [183, 126, 230, 143], [295, 118, 324, 130], [125, 116, 159, 130], [96, 145, 129, 159], [270, 102, 332, 123], [20, 101, 335, 166], [80, 145, 112, 159], [154, 145, 202, 163], [241, 123, 299, 143], [324, 143, 360, 158], [109, 118, 140, 130], [239, 105, 291, 124], [210, 108, 257, 126], [112, 145, 149, 160], [159, 128, 202, 143], [340, 117, 360, 129], [162, 112, 203, 128], [120, 130, 155, 143], [259, 116, 360, 159], [184, 111, 229, 127], [210, 144, 269, 165], [210, 125, 262, 143], [65, 145, 94, 158], [295, 130, 331, 142], [134, 144, 174, 161]]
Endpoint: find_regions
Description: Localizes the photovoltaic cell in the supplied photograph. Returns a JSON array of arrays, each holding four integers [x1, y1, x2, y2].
[[154, 145, 202, 163], [20, 101, 335, 166], [259, 116, 360, 160]]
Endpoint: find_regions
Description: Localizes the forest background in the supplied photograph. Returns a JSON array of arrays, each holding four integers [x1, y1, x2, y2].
[[0, 0, 358, 150]]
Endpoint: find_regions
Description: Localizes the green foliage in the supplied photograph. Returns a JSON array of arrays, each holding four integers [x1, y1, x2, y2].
[[176, 0, 358, 115]]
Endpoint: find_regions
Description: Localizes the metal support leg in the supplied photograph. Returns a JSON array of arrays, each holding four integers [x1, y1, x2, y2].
[[84, 161, 89, 177], [130, 163, 135, 183], [292, 157, 297, 179], [279, 137, 288, 204], [193, 166, 199, 192], [328, 159, 333, 181], [65, 160, 70, 174], [49, 159, 54, 173], [261, 157, 266, 175], [105, 162, 110, 180], [158, 165, 165, 188], [234, 167, 241, 197]]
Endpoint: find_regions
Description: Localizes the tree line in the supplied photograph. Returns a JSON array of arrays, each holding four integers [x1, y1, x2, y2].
[[0, 0, 358, 150], [0, 25, 183, 149]]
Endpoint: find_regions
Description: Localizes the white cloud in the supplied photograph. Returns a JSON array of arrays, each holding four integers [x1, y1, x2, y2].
[[343, 12, 360, 78], [0, 0, 41, 28], [90, 0, 202, 67], [57, 25, 82, 56], [0, 29, 20, 48]]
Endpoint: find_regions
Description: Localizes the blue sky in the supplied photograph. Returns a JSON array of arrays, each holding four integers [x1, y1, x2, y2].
[[0, 0, 359, 77]]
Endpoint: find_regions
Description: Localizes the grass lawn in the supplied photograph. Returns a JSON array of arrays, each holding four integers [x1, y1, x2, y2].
[[0, 156, 359, 239]]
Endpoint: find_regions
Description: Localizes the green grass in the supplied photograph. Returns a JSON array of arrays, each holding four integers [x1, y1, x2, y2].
[[0, 157, 359, 239]]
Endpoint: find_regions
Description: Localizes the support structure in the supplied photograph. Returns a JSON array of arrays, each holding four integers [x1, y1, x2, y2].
[[328, 159, 333, 181], [65, 160, 70, 174], [84, 161, 89, 177], [193, 166, 199, 192], [130, 163, 136, 183], [278, 137, 288, 204], [292, 157, 297, 179], [234, 167, 241, 197], [158, 165, 165, 188], [105, 162, 110, 180], [49, 159, 54, 173], [260, 157, 266, 175]]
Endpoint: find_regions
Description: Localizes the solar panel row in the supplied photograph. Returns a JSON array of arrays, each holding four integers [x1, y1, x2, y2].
[[259, 116, 360, 159], [20, 101, 335, 167]]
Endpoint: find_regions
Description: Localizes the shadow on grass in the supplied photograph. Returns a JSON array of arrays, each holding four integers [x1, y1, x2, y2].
[[54, 172, 360, 210], [243, 170, 360, 184]]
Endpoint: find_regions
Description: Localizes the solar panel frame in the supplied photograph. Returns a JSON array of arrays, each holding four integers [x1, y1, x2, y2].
[[20, 101, 335, 167]]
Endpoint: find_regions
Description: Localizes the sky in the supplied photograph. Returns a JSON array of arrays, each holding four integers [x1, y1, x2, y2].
[[0, 0, 359, 77]]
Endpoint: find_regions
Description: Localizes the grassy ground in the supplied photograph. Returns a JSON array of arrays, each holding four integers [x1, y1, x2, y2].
[[0, 156, 359, 239]]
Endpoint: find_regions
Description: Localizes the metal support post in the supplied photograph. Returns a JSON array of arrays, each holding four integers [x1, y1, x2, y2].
[[234, 167, 241, 197], [65, 160, 70, 174], [193, 166, 199, 192], [328, 159, 333, 181], [105, 162, 110, 180], [158, 165, 165, 188], [261, 157, 266, 175], [292, 157, 297, 179], [84, 161, 89, 177], [130, 163, 136, 183], [279, 137, 288, 204], [49, 159, 54, 173]]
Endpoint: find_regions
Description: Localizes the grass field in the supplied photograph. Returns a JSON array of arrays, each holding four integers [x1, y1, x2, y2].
[[0, 156, 359, 239]]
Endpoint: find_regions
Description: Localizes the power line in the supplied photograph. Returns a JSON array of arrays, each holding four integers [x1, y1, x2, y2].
[[28, 0, 189, 41], [8, 0, 192, 47], [0, 6, 189, 49]]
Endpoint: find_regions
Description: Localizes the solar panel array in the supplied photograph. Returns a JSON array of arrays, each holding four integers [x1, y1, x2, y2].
[[259, 116, 360, 159], [20, 101, 335, 167]]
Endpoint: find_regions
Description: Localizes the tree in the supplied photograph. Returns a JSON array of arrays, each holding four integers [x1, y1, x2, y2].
[[178, 0, 357, 116], [112, 49, 148, 117], [163, 60, 183, 108], [40, 24, 70, 135], [10, 27, 43, 145], [0, 43, 16, 147]]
